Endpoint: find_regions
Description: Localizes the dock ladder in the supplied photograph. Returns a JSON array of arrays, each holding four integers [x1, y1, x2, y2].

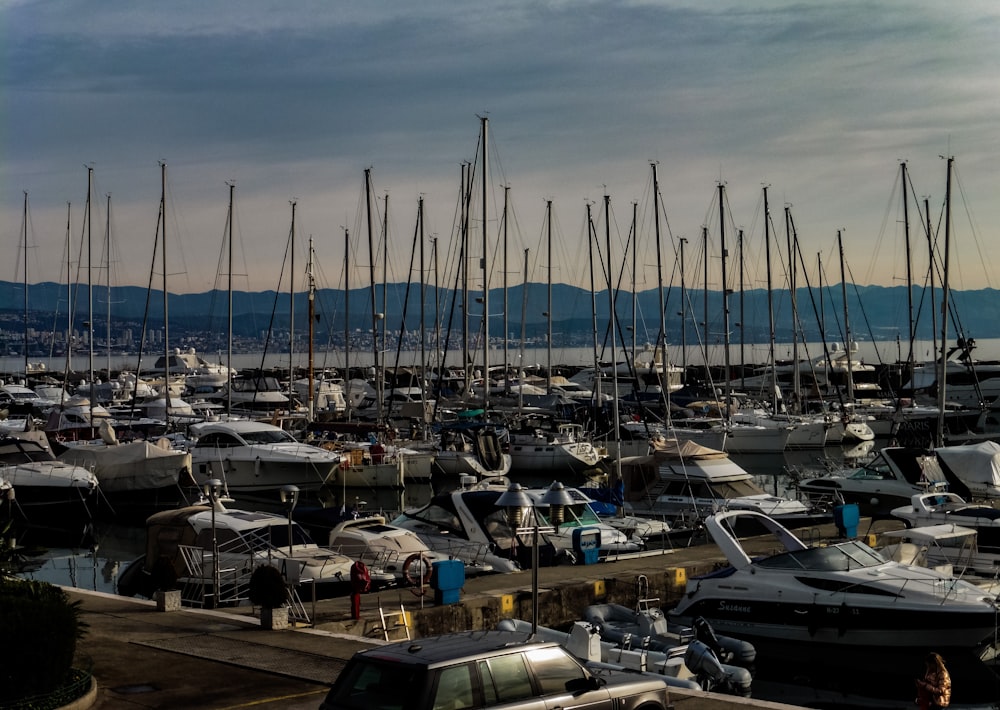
[[374, 602, 411, 642]]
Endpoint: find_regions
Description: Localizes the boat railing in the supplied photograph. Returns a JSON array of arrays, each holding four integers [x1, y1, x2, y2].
[[176, 543, 253, 608]]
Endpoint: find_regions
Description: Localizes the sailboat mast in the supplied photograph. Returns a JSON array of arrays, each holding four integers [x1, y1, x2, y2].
[[520, 247, 529, 411], [837, 230, 854, 402], [22, 192, 28, 378], [417, 197, 427, 436], [604, 195, 623, 492], [679, 236, 687, 375], [502, 186, 510, 394], [160, 161, 170, 427], [936, 157, 954, 447], [631, 200, 638, 370], [719, 183, 731, 416], [587, 204, 601, 405], [785, 206, 799, 410], [307, 235, 315, 421], [65, 202, 72, 383], [105, 193, 112, 377], [901, 161, 915, 371], [364, 169, 381, 425], [86, 166, 94, 402], [227, 182, 234, 418], [344, 227, 351, 421], [289, 200, 296, 403], [763, 187, 776, 414], [926, 197, 937, 358], [432, 236, 440, 378], [737, 228, 745, 389], [480, 115, 490, 410], [651, 163, 668, 406], [546, 199, 553, 392]]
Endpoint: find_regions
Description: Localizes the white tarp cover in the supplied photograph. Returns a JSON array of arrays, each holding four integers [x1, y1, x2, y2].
[[936, 441, 1000, 497], [58, 439, 191, 493]]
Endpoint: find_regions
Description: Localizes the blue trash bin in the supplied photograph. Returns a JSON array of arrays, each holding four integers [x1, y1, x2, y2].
[[431, 559, 465, 605], [833, 503, 860, 538]]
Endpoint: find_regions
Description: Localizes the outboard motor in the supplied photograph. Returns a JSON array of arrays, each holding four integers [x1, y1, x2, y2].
[[693, 616, 729, 662], [692, 616, 756, 667], [684, 640, 753, 697]]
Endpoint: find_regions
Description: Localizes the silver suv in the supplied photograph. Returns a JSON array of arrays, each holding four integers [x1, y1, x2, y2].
[[320, 630, 673, 710]]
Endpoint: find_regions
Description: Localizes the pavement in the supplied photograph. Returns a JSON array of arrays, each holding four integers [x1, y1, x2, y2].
[[68, 589, 811, 710]]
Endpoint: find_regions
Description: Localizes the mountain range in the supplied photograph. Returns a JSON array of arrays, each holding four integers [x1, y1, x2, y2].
[[2, 280, 998, 345]]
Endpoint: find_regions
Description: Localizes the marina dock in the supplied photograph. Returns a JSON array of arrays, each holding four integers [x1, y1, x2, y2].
[[65, 518, 905, 710]]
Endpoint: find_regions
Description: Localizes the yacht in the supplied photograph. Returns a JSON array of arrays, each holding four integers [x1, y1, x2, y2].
[[188, 420, 343, 501], [891, 491, 1000, 562], [391, 477, 642, 571], [325, 514, 469, 584], [618, 439, 827, 531], [506, 418, 604, 478], [0, 431, 99, 528], [794, 446, 950, 518], [432, 421, 512, 481], [116, 501, 392, 602], [669, 510, 1000, 652], [879, 523, 1000, 588]]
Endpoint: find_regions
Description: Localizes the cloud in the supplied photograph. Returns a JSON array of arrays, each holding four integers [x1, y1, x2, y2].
[[3, 0, 998, 295]]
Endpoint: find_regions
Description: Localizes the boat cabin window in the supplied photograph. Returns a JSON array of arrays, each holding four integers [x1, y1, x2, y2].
[[402, 503, 463, 534], [240, 429, 297, 445], [195, 432, 241, 448], [756, 540, 887, 571], [0, 439, 54, 463]]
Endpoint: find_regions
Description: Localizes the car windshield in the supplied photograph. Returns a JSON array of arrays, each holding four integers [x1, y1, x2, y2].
[[327, 658, 423, 710]]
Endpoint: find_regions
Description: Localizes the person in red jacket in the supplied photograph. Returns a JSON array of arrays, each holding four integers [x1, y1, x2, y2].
[[349, 560, 370, 620]]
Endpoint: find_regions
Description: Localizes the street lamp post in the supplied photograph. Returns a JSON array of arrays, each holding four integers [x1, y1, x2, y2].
[[203, 478, 222, 606], [280, 484, 300, 559], [497, 480, 575, 636]]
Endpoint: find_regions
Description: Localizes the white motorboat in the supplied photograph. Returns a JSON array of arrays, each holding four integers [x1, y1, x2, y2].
[[391, 477, 642, 571], [205, 375, 289, 412], [432, 421, 512, 480], [0, 431, 99, 528], [879, 523, 1000, 590], [188, 420, 344, 500], [116, 501, 392, 602], [891, 491, 1000, 563], [618, 439, 827, 531], [53, 432, 194, 520], [794, 445, 951, 518], [325, 514, 477, 584], [668, 509, 1000, 653], [506, 420, 604, 477]]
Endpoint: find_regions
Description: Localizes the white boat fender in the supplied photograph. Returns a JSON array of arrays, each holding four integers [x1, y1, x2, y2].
[[684, 640, 753, 697]]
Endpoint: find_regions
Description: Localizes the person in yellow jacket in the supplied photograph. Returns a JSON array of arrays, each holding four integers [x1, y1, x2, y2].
[[916, 652, 951, 710]]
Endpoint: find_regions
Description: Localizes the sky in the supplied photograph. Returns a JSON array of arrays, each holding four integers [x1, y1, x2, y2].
[[3, 0, 999, 300]]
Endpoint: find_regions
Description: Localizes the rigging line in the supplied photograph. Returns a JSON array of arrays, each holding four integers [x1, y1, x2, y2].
[[257, 212, 294, 389], [132, 201, 164, 413], [952, 165, 995, 290]]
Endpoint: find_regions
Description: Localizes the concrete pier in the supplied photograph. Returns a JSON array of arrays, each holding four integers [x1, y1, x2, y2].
[[66, 518, 901, 709]]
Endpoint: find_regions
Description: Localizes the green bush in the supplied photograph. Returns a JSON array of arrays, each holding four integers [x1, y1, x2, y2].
[[0, 578, 88, 704], [247, 564, 288, 609]]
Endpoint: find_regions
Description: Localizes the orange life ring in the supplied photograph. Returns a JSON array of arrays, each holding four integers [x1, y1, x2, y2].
[[402, 553, 433, 587]]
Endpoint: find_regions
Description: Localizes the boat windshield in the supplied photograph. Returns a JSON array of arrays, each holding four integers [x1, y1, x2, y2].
[[755, 540, 888, 572], [537, 503, 601, 529], [241, 429, 297, 445]]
